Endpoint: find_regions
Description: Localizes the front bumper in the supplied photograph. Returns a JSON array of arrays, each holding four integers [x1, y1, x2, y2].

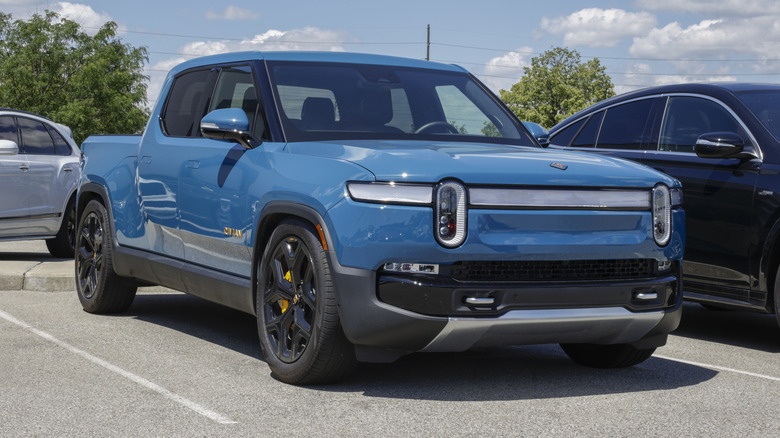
[[331, 255, 683, 362]]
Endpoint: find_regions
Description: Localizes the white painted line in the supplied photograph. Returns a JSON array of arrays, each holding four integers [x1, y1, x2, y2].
[[655, 354, 780, 383], [0, 308, 237, 424]]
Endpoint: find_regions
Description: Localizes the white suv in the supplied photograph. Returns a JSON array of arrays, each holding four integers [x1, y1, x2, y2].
[[0, 109, 80, 257]]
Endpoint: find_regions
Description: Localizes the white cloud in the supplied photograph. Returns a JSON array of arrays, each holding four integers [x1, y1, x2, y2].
[[145, 27, 348, 106], [180, 27, 347, 57], [55, 2, 113, 33], [541, 8, 656, 47], [481, 48, 533, 92], [635, 0, 780, 16], [205, 6, 259, 20]]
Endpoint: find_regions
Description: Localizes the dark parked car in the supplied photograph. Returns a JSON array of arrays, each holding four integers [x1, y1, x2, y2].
[[547, 83, 780, 327]]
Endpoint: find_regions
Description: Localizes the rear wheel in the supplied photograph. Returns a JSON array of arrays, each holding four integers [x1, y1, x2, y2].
[[560, 343, 655, 368], [75, 200, 137, 313], [46, 196, 76, 258], [256, 219, 356, 384]]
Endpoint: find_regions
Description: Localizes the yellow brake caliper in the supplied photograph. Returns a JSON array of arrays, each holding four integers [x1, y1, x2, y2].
[[280, 271, 292, 314]]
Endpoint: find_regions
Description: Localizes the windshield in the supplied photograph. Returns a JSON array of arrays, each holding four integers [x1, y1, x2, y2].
[[736, 90, 780, 141], [266, 61, 534, 146]]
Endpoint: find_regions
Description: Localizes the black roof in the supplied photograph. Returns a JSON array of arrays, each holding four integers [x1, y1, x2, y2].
[[552, 82, 780, 132]]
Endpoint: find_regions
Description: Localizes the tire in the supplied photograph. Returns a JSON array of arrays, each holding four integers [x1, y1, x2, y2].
[[46, 196, 76, 258], [773, 268, 780, 330], [256, 219, 356, 384], [75, 200, 137, 313], [560, 343, 655, 368]]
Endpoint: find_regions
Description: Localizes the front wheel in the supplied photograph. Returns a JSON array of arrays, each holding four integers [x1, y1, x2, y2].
[[256, 219, 356, 384], [75, 200, 137, 313], [560, 343, 655, 368]]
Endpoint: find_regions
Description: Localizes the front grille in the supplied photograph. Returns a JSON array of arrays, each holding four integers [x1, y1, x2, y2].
[[449, 259, 656, 283]]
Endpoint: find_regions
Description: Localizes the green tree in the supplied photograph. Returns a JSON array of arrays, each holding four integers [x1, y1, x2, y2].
[[0, 11, 148, 145], [499, 47, 614, 129]]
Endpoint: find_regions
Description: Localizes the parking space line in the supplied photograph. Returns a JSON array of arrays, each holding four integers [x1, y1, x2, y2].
[[655, 354, 780, 383], [0, 308, 237, 425]]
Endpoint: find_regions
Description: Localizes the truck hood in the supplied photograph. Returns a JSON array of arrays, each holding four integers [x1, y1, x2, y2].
[[286, 140, 677, 188]]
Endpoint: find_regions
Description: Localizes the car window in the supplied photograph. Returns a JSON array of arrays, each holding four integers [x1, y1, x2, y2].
[[571, 111, 604, 148], [209, 65, 267, 139], [435, 84, 495, 136], [659, 96, 746, 153], [596, 99, 654, 150], [0, 116, 17, 143], [18, 117, 56, 155], [161, 69, 211, 137], [549, 118, 585, 147], [46, 125, 72, 156], [267, 61, 533, 145], [734, 90, 780, 142]]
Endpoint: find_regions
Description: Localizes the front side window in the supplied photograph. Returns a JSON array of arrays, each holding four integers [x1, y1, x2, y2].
[[18, 117, 55, 155], [571, 111, 604, 148], [209, 65, 266, 140], [659, 96, 747, 153], [267, 61, 534, 146], [161, 69, 211, 137]]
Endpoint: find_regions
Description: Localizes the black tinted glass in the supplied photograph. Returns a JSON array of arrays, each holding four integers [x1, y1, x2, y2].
[[549, 118, 585, 147], [571, 111, 604, 148], [46, 125, 72, 156], [18, 117, 55, 155], [736, 90, 780, 142], [660, 96, 745, 153], [597, 99, 654, 150]]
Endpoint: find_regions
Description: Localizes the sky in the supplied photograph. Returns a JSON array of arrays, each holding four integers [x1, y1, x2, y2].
[[3, 0, 780, 108]]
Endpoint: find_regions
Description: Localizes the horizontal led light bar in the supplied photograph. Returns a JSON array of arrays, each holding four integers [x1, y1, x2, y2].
[[347, 182, 432, 204], [469, 188, 651, 209]]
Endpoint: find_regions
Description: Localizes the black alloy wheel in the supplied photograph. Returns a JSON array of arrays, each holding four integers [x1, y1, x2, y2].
[[75, 200, 136, 313], [256, 220, 356, 384]]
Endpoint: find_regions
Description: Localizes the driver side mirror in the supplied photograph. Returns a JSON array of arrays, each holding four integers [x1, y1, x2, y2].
[[201, 108, 261, 149], [694, 132, 747, 159], [0, 139, 19, 155]]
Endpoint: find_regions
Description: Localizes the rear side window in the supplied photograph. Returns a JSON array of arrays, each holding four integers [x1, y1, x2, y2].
[[571, 111, 604, 148], [659, 96, 747, 153], [161, 69, 211, 137], [596, 99, 654, 150], [549, 118, 585, 147], [18, 117, 56, 155], [47, 126, 73, 156], [0, 116, 17, 143]]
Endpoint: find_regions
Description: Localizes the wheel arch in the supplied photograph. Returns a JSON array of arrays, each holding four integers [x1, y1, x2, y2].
[[76, 183, 118, 242], [759, 216, 780, 312], [250, 201, 337, 308]]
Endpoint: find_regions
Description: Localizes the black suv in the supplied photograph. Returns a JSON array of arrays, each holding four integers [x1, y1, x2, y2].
[[547, 83, 780, 327]]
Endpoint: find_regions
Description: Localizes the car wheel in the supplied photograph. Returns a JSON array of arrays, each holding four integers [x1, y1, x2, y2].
[[256, 219, 356, 384], [46, 196, 77, 258], [75, 200, 137, 313], [560, 343, 655, 368], [774, 268, 780, 330]]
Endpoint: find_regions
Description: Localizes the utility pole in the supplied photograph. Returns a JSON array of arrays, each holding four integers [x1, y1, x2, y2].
[[426, 24, 430, 61]]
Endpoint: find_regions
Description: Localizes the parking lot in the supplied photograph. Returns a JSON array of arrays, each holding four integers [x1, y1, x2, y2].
[[1, 241, 779, 436]]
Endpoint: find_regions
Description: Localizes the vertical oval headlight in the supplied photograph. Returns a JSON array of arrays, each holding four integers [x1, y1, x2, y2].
[[652, 184, 671, 246], [435, 181, 467, 248]]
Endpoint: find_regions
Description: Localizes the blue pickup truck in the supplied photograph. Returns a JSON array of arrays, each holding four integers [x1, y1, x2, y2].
[[76, 51, 684, 384]]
